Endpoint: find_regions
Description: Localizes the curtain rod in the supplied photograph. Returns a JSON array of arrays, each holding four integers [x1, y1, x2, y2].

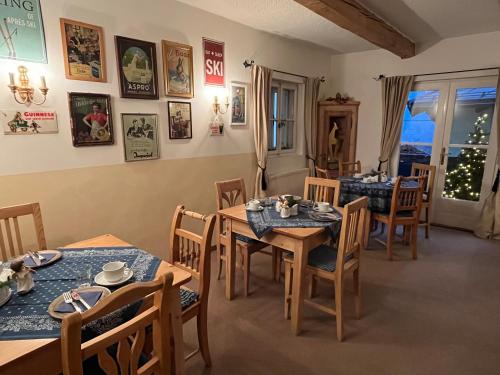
[[243, 59, 326, 82], [373, 67, 499, 81]]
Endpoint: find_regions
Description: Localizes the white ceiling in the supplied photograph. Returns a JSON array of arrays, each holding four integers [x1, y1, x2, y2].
[[177, 0, 500, 54]]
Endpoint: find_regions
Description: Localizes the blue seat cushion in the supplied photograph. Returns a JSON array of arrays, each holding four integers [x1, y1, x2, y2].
[[235, 233, 259, 244], [180, 287, 199, 310], [284, 245, 353, 273]]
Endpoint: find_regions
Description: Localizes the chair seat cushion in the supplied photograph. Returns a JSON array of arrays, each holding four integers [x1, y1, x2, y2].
[[284, 245, 353, 273], [235, 233, 258, 244], [180, 287, 199, 310]]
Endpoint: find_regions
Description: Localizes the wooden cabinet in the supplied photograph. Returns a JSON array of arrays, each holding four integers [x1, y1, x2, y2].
[[316, 100, 360, 177]]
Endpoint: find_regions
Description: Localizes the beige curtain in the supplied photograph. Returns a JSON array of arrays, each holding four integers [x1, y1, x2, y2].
[[305, 77, 322, 176], [378, 75, 415, 174], [475, 71, 500, 240], [251, 65, 273, 198]]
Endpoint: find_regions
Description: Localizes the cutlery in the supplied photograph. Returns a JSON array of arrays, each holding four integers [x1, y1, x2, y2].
[[34, 251, 46, 262], [71, 290, 91, 311], [63, 291, 82, 313], [27, 251, 42, 266]]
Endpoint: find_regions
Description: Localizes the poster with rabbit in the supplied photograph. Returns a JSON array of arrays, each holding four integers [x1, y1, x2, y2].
[[1, 110, 58, 134], [162, 40, 194, 98]]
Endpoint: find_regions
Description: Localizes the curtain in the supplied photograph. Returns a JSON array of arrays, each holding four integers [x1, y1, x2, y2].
[[378, 75, 414, 174], [304, 77, 322, 176], [475, 71, 500, 240], [251, 65, 273, 198]]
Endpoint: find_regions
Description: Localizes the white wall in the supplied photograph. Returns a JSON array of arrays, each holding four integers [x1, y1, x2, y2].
[[0, 0, 333, 177], [330, 31, 500, 172]]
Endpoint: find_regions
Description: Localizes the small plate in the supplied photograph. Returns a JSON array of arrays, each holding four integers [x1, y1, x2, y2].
[[19, 250, 62, 269], [48, 286, 111, 320], [313, 207, 334, 213], [94, 268, 134, 287], [245, 205, 264, 212], [310, 212, 341, 222], [0, 288, 12, 308]]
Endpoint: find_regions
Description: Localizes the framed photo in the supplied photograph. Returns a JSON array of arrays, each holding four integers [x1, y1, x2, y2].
[[167, 101, 192, 139], [60, 18, 106, 82], [68, 92, 113, 147], [115, 36, 159, 99], [121, 114, 159, 162], [162, 40, 194, 98], [1, 110, 58, 135], [0, 0, 47, 63], [230, 82, 248, 126], [203, 38, 225, 86]]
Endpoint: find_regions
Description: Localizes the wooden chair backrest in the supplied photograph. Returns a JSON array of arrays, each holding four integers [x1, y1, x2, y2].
[[390, 176, 425, 218], [411, 163, 436, 203], [215, 178, 247, 237], [336, 196, 368, 274], [303, 177, 340, 206], [169, 205, 215, 302], [61, 273, 174, 375], [315, 167, 328, 179], [0, 202, 47, 261], [339, 161, 362, 176]]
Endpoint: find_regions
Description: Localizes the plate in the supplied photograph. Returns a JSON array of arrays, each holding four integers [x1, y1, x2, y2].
[[48, 286, 111, 320], [309, 212, 341, 222], [0, 288, 12, 308], [19, 250, 62, 269], [94, 268, 134, 287], [313, 207, 334, 213], [245, 205, 264, 212]]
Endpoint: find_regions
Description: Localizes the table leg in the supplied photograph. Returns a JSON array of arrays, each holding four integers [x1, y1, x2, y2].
[[169, 287, 185, 375], [291, 240, 307, 335], [225, 218, 236, 300]]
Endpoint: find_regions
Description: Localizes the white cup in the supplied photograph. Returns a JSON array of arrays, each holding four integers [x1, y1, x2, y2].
[[247, 199, 260, 210], [103, 261, 127, 282], [315, 202, 330, 212], [280, 206, 291, 218]]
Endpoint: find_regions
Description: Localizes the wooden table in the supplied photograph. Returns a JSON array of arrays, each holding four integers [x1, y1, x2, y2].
[[218, 205, 334, 335], [0, 234, 191, 375]]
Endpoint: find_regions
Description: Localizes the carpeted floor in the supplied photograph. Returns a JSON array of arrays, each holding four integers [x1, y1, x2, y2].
[[182, 227, 500, 375]]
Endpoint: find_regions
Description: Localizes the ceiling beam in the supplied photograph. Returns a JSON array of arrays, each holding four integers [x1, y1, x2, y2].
[[293, 0, 416, 58]]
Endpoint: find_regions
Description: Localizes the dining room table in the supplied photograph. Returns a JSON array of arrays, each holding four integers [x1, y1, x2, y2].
[[218, 201, 342, 335], [0, 234, 191, 375]]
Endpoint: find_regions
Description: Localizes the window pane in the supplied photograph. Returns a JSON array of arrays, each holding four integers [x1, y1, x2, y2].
[[271, 87, 279, 120], [268, 120, 277, 151], [443, 147, 487, 201], [280, 121, 294, 150], [401, 90, 439, 143], [281, 89, 295, 120], [449, 87, 496, 145], [398, 145, 432, 176]]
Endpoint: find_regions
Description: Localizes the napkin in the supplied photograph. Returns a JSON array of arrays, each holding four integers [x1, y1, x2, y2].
[[23, 252, 56, 267], [55, 290, 103, 313]]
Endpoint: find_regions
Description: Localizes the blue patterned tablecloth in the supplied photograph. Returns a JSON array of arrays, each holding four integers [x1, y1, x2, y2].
[[0, 246, 161, 341], [246, 202, 342, 239]]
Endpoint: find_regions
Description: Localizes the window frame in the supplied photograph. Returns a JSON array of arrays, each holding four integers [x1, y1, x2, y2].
[[268, 79, 298, 155]]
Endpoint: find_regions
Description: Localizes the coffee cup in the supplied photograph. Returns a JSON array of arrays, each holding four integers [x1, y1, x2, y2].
[[102, 261, 127, 282], [314, 201, 330, 212], [247, 199, 261, 210]]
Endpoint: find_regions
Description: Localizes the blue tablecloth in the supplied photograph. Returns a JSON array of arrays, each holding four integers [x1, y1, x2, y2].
[[0, 246, 161, 341]]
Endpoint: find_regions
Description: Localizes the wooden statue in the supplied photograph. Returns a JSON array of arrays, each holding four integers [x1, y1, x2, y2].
[[328, 122, 343, 162]]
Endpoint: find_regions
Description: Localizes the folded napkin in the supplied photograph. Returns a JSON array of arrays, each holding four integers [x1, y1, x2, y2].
[[23, 252, 56, 267], [55, 290, 102, 313]]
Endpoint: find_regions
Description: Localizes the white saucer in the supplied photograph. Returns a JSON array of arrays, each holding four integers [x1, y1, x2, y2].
[[0, 288, 12, 308], [245, 205, 264, 212], [94, 268, 134, 286], [313, 207, 334, 213]]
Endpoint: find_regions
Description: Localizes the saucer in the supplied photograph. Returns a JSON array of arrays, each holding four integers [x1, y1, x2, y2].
[[313, 207, 334, 213], [94, 268, 134, 286], [245, 205, 264, 212], [0, 288, 12, 308]]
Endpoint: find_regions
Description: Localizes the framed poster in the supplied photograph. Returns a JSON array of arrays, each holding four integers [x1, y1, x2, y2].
[[167, 101, 192, 139], [115, 36, 159, 99], [0, 0, 47, 63], [60, 18, 106, 82], [121, 114, 159, 162], [230, 82, 248, 126], [203, 38, 225, 86], [1, 110, 58, 134], [162, 40, 194, 98], [68, 92, 113, 147]]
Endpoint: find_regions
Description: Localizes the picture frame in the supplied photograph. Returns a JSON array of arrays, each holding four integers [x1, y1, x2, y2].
[[162, 40, 194, 98], [203, 38, 225, 87], [68, 92, 113, 147], [230, 82, 248, 126], [167, 101, 192, 139], [115, 36, 159, 100], [60, 18, 106, 82], [2, 110, 58, 135], [121, 113, 159, 162]]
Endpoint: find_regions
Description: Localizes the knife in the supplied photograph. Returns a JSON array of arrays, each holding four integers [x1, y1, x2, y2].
[[71, 290, 92, 311]]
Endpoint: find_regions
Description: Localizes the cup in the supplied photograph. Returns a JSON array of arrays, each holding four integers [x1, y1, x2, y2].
[[247, 199, 260, 210], [75, 263, 92, 288], [102, 261, 127, 283], [391, 177, 398, 184], [280, 206, 291, 218], [314, 202, 330, 212]]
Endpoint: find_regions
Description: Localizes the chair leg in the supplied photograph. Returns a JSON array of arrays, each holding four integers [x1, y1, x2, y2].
[[284, 262, 292, 320], [353, 268, 361, 319], [425, 206, 430, 239], [243, 250, 250, 297], [334, 278, 344, 342], [411, 224, 418, 260], [272, 246, 279, 282], [196, 309, 212, 367], [217, 244, 223, 280], [387, 223, 394, 261]]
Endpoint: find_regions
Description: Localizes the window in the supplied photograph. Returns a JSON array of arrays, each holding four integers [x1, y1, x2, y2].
[[268, 80, 297, 153]]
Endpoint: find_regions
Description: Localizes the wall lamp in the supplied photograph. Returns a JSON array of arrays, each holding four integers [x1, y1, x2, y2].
[[8, 66, 49, 106], [212, 95, 229, 115]]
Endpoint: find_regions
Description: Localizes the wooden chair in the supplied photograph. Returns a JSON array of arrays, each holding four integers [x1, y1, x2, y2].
[[169, 205, 215, 366], [61, 272, 175, 375], [372, 176, 425, 260], [0, 202, 47, 261], [315, 166, 328, 178], [411, 163, 436, 238], [338, 161, 362, 176], [284, 196, 368, 341], [303, 176, 340, 206], [215, 178, 279, 296]]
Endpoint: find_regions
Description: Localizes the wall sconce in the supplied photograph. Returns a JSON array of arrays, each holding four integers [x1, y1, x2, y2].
[[8, 66, 48, 106], [212, 95, 229, 115]]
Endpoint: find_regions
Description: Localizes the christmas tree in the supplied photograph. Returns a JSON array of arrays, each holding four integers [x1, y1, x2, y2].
[[443, 113, 489, 201]]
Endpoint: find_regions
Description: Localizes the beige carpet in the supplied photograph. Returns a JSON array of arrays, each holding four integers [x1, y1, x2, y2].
[[182, 227, 500, 375]]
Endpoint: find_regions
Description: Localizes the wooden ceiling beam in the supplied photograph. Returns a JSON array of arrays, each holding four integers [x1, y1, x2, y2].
[[294, 0, 416, 58]]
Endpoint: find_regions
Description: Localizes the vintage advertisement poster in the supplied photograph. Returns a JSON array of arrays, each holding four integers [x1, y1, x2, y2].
[[60, 18, 106, 82], [162, 40, 194, 98], [167, 101, 192, 139], [231, 82, 248, 126], [1, 110, 57, 134], [121, 114, 159, 162], [209, 115, 224, 136], [68, 92, 113, 147], [203, 38, 225, 86], [0, 0, 47, 63]]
